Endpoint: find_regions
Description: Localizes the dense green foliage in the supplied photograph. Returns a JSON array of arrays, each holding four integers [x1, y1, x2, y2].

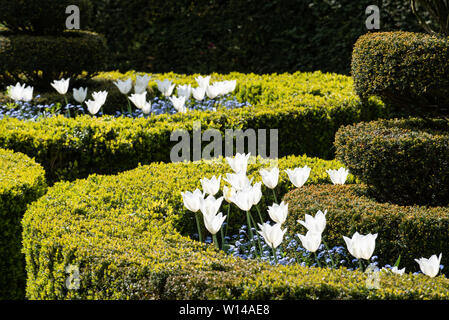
[[0, 0, 92, 35], [0, 149, 46, 299], [22, 157, 449, 299], [0, 71, 387, 183], [352, 31, 449, 117], [334, 118, 449, 206], [283, 184, 449, 274], [0, 30, 108, 87], [89, 0, 425, 75]]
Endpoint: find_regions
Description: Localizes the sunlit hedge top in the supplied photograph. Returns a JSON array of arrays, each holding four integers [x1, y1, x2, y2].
[[0, 71, 387, 183], [22, 155, 449, 300]]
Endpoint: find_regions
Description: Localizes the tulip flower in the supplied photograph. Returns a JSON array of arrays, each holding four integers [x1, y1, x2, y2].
[[223, 80, 237, 93], [343, 232, 378, 261], [156, 79, 176, 97], [226, 152, 250, 174], [223, 185, 236, 203], [169, 96, 187, 113], [21, 86, 34, 102], [206, 84, 220, 99], [177, 84, 192, 100], [257, 222, 287, 249], [224, 172, 253, 191], [134, 75, 151, 94], [141, 102, 152, 115], [250, 182, 263, 206], [200, 175, 221, 196], [129, 92, 148, 110], [415, 253, 442, 278], [327, 167, 349, 185], [181, 189, 204, 213], [298, 231, 322, 253], [268, 201, 289, 225], [51, 78, 70, 95], [192, 86, 206, 101], [203, 212, 227, 235], [196, 75, 211, 89], [114, 78, 133, 95], [199, 195, 224, 218], [230, 188, 254, 212], [297, 210, 327, 235], [85, 91, 108, 115], [390, 266, 405, 275], [260, 167, 279, 189], [285, 166, 311, 188], [73, 87, 87, 103]]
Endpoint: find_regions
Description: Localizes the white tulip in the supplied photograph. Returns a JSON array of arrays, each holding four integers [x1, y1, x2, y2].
[[169, 96, 187, 113], [135, 75, 151, 94], [181, 189, 205, 213], [250, 182, 263, 206], [114, 78, 133, 95], [327, 167, 350, 185], [224, 172, 253, 191], [91, 91, 108, 106], [195, 75, 211, 89], [297, 210, 327, 235], [141, 102, 152, 115], [51, 78, 70, 95], [199, 195, 224, 218], [200, 175, 221, 196], [7, 83, 25, 101], [260, 167, 279, 189], [415, 253, 442, 278], [230, 188, 254, 212], [267, 201, 289, 225], [129, 92, 148, 110], [226, 152, 250, 174], [192, 86, 206, 101], [177, 84, 192, 100], [223, 80, 237, 93], [21, 85, 34, 102], [223, 185, 236, 203], [73, 87, 87, 103], [257, 222, 287, 249], [343, 232, 378, 261], [285, 166, 311, 188], [390, 266, 405, 275], [85, 99, 103, 115], [206, 84, 221, 99], [298, 231, 322, 253], [203, 212, 227, 235], [156, 79, 176, 97]]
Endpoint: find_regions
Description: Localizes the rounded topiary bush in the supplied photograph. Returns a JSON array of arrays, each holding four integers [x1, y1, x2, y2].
[[334, 118, 449, 206], [0, 30, 108, 87], [0, 0, 93, 35], [283, 184, 449, 273], [352, 31, 449, 117]]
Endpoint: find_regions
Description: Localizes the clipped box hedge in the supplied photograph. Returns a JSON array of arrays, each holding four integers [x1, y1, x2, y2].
[[0, 148, 46, 300], [22, 155, 449, 299], [334, 118, 449, 206], [352, 31, 449, 117], [283, 184, 449, 273], [0, 71, 387, 183], [0, 29, 108, 87]]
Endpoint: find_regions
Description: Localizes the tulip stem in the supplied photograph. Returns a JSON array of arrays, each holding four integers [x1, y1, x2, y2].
[[213, 234, 219, 250], [272, 189, 278, 204], [358, 259, 364, 272], [248, 211, 263, 256], [272, 247, 278, 264], [195, 212, 203, 243], [246, 211, 255, 247], [220, 226, 225, 251], [127, 100, 132, 114], [224, 204, 231, 239], [314, 252, 322, 268], [255, 205, 264, 224], [323, 240, 335, 268]]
